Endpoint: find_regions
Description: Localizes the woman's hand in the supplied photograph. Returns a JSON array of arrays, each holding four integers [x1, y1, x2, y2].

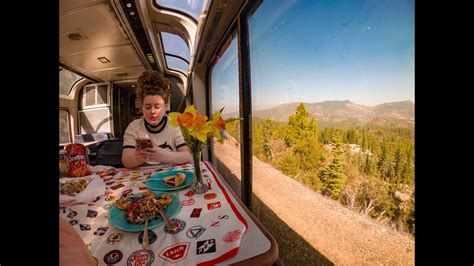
[[135, 148, 149, 163], [137, 147, 170, 163]]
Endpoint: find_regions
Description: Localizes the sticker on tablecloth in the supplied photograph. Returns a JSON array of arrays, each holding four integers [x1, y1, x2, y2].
[[80, 224, 91, 231], [204, 193, 217, 200], [67, 210, 77, 219], [127, 249, 154, 266], [110, 183, 125, 190], [210, 221, 221, 227], [184, 190, 195, 197], [159, 242, 190, 263], [106, 232, 124, 245], [190, 208, 202, 218], [207, 201, 221, 210], [87, 210, 98, 218], [186, 225, 206, 239], [181, 198, 195, 206], [196, 239, 216, 255], [93, 227, 108, 236], [164, 218, 186, 235], [223, 230, 242, 243], [103, 250, 123, 264]]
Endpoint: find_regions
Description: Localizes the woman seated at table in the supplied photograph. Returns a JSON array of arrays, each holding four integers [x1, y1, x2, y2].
[[121, 71, 192, 168]]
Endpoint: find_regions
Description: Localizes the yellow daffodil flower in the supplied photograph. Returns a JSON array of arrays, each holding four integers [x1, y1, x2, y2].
[[169, 105, 240, 146]]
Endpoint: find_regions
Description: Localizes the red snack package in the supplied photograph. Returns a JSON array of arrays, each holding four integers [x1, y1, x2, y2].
[[65, 143, 91, 177]]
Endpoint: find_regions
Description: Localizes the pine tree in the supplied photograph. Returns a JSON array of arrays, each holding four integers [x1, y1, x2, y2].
[[293, 137, 326, 171], [275, 151, 300, 177], [285, 103, 318, 147], [319, 131, 347, 199], [261, 119, 275, 161]]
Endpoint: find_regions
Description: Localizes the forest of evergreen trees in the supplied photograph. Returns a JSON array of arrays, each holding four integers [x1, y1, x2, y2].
[[226, 103, 415, 237]]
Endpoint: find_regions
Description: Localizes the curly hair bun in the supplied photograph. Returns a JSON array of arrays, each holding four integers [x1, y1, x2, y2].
[[137, 71, 171, 103]]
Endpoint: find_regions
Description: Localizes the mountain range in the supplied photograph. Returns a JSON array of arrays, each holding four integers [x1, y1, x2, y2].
[[227, 100, 414, 128]]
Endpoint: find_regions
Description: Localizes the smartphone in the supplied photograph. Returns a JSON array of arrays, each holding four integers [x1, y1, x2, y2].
[[135, 138, 153, 150]]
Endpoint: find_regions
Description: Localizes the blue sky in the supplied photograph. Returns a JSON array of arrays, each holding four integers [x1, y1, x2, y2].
[[156, 0, 203, 20], [249, 0, 414, 109]]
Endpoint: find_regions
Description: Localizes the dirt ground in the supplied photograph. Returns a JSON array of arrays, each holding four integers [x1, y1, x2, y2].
[[214, 141, 414, 266]]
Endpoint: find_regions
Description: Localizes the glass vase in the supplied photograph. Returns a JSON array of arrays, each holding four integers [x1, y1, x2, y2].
[[191, 150, 208, 194]]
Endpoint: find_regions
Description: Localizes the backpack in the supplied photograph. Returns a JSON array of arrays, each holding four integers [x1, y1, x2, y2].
[[95, 139, 124, 168]]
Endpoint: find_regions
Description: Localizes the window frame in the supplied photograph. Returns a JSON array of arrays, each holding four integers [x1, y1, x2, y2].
[[164, 53, 190, 75], [205, 0, 263, 209], [159, 31, 190, 75], [80, 83, 111, 110]]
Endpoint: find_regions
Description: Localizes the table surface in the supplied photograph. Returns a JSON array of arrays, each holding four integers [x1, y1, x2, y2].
[[59, 161, 278, 265]]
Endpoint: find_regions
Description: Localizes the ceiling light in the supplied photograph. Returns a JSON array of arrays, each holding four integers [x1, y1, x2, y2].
[[97, 57, 110, 63]]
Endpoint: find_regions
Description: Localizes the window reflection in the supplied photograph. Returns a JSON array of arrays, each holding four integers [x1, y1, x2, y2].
[[210, 33, 241, 197]]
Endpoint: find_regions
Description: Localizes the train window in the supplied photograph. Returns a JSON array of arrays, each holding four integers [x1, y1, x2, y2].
[[80, 84, 110, 109], [165, 55, 189, 74], [247, 0, 414, 263], [161, 32, 190, 61], [155, 0, 203, 21], [210, 32, 241, 195], [85, 87, 95, 106], [97, 85, 108, 105], [161, 32, 190, 74], [59, 109, 71, 144], [59, 67, 83, 96]]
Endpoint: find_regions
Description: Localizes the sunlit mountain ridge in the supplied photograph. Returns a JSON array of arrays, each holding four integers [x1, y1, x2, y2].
[[228, 100, 414, 128]]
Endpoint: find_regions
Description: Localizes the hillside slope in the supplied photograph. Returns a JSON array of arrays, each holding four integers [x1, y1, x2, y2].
[[214, 141, 414, 265], [237, 100, 414, 128]]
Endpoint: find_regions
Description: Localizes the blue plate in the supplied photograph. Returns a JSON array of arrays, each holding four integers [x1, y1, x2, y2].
[[108, 192, 181, 232], [145, 170, 193, 191]]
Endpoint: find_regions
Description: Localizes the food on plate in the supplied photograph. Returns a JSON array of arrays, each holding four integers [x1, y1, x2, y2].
[[97, 168, 118, 177], [115, 192, 173, 224], [116, 196, 134, 210], [154, 193, 173, 205], [59, 179, 90, 196], [162, 172, 185, 187]]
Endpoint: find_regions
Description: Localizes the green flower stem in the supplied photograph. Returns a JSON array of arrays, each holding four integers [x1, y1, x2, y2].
[[191, 148, 208, 194]]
